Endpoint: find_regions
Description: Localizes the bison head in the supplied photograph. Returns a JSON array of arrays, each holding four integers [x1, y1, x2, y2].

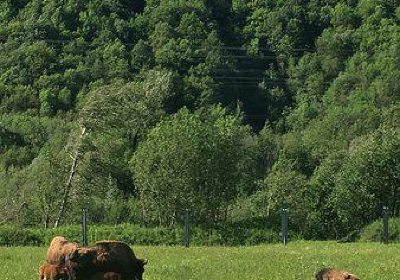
[[315, 268, 363, 280], [68, 247, 97, 264], [66, 247, 98, 277]]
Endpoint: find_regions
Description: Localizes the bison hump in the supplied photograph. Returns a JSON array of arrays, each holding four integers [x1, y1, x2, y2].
[[94, 241, 137, 258], [93, 241, 139, 274]]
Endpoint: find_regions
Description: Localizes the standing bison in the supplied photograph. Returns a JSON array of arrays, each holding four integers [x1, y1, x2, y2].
[[39, 236, 79, 280], [39, 237, 138, 280], [67, 240, 147, 280], [316, 267, 363, 280], [45, 236, 79, 265]]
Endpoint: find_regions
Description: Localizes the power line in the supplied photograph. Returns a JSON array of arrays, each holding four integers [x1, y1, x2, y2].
[[192, 54, 282, 59], [0, 37, 315, 53], [220, 80, 333, 85], [214, 76, 289, 80], [216, 68, 271, 73], [219, 81, 287, 85], [0, 38, 310, 59], [218, 45, 315, 52], [242, 113, 385, 118]]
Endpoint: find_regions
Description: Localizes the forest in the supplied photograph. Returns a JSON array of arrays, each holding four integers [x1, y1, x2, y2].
[[0, 0, 399, 240]]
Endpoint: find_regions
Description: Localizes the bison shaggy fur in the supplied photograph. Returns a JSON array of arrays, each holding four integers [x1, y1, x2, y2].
[[46, 236, 79, 265], [316, 267, 362, 280], [89, 272, 122, 280], [39, 264, 72, 280], [68, 240, 147, 280]]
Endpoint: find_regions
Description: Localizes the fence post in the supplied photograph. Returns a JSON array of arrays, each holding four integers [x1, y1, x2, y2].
[[82, 209, 88, 247], [382, 206, 389, 244], [281, 208, 288, 245], [184, 208, 190, 248]]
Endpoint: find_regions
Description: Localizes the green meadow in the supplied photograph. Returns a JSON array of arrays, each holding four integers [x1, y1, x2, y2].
[[1, 242, 399, 280]]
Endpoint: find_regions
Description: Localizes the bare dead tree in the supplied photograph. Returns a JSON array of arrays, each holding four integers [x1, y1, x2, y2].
[[54, 126, 86, 228]]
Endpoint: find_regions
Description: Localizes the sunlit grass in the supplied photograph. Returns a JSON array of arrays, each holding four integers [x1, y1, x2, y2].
[[1, 242, 399, 280], [0, 246, 45, 280]]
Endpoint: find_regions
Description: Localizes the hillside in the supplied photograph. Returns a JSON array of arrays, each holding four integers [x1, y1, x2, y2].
[[0, 0, 399, 239]]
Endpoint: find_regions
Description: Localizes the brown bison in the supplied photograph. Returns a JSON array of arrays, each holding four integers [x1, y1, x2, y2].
[[39, 264, 72, 280], [40, 236, 80, 280], [316, 268, 363, 280], [67, 240, 147, 280], [45, 236, 79, 265]]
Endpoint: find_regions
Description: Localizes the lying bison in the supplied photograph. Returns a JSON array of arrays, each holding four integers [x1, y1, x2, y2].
[[67, 240, 147, 280], [316, 267, 362, 280]]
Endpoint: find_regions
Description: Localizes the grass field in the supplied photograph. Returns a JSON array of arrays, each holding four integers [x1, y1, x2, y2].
[[1, 241, 399, 280]]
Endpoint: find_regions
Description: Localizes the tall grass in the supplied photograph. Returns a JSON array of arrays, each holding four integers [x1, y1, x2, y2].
[[0, 246, 45, 280], [1, 242, 399, 280]]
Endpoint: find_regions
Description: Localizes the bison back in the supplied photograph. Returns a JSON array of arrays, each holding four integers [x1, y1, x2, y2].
[[46, 236, 79, 265], [94, 241, 138, 274]]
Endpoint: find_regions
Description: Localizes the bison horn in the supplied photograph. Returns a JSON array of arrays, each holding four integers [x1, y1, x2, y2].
[[343, 272, 359, 280], [69, 249, 79, 262]]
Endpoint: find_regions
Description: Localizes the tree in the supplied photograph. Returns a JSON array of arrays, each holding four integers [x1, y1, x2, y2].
[[305, 152, 347, 239], [29, 132, 71, 228], [131, 106, 256, 226], [258, 168, 309, 231], [50, 69, 178, 226], [332, 128, 400, 232], [79, 69, 177, 133]]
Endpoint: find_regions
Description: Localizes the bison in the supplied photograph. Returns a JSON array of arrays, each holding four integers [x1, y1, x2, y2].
[[67, 240, 147, 280], [40, 236, 80, 280], [45, 236, 79, 265], [316, 267, 363, 280], [39, 264, 72, 280]]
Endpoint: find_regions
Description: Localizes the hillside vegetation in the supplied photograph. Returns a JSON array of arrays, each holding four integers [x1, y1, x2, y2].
[[0, 0, 399, 239]]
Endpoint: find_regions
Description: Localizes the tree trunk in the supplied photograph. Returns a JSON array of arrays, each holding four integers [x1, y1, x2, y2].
[[266, 189, 273, 217], [54, 126, 86, 228], [16, 202, 28, 225]]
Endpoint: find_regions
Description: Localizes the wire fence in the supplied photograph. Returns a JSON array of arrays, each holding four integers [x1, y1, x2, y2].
[[77, 205, 398, 248]]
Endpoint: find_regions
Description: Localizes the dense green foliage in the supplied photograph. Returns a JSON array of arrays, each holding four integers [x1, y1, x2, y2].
[[359, 218, 400, 243], [131, 106, 256, 226], [0, 223, 287, 246], [0, 0, 399, 239]]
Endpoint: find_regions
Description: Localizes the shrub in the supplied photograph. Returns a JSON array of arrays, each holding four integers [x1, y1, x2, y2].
[[0, 222, 298, 246], [0, 225, 43, 246], [359, 218, 400, 243]]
